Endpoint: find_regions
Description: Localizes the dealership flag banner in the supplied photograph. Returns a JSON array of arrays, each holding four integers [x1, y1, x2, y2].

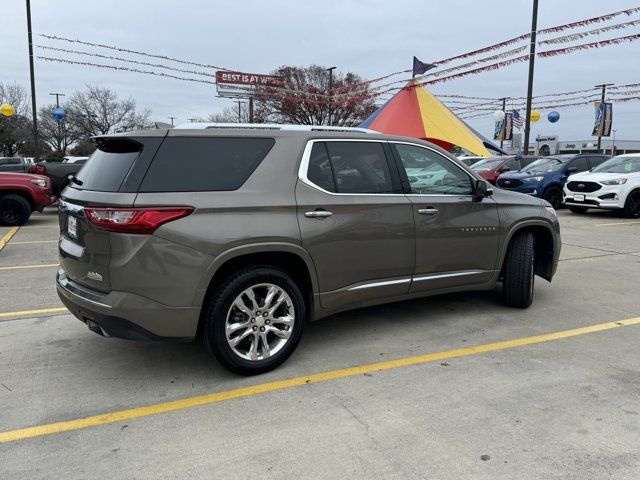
[[592, 101, 613, 137], [494, 113, 513, 141]]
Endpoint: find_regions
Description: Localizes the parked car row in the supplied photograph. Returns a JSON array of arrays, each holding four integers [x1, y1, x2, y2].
[[495, 153, 611, 209], [28, 156, 89, 196]]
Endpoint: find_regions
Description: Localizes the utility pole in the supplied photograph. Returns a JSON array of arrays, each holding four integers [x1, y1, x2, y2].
[[499, 97, 509, 149], [326, 66, 337, 126], [49, 93, 65, 108], [187, 118, 197, 123], [523, 0, 539, 156], [25, 0, 39, 158], [167, 116, 176, 125], [233, 100, 245, 123], [594, 83, 614, 152]]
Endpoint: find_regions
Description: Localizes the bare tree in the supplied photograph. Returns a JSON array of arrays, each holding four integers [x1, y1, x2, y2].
[[254, 65, 377, 126], [38, 104, 82, 156], [0, 83, 30, 117], [67, 85, 151, 137], [0, 82, 32, 156], [206, 103, 251, 123]]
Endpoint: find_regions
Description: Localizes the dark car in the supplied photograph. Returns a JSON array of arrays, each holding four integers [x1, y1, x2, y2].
[[496, 154, 611, 208], [0, 157, 31, 173], [29, 157, 88, 196], [471, 155, 538, 185]]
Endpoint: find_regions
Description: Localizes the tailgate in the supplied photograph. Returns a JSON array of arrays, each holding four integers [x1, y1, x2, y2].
[[58, 193, 135, 293]]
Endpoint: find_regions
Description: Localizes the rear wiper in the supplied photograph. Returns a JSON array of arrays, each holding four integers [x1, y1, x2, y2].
[[69, 175, 83, 186]]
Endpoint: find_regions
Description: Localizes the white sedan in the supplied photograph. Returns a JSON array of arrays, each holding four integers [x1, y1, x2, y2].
[[564, 153, 640, 218]]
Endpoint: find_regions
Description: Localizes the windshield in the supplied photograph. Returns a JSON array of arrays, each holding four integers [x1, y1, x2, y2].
[[592, 156, 640, 174], [471, 158, 504, 171], [522, 157, 567, 173]]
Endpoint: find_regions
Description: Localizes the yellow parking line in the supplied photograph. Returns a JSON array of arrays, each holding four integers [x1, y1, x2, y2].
[[597, 220, 640, 227], [1, 316, 638, 445], [0, 263, 59, 271], [18, 225, 59, 229], [0, 227, 20, 252], [0, 307, 68, 319], [9, 240, 58, 245]]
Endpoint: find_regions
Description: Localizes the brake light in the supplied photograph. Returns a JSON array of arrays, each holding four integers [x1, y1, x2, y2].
[[84, 207, 194, 234]]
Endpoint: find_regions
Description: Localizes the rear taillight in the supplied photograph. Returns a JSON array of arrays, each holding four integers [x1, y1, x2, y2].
[[84, 207, 194, 234]]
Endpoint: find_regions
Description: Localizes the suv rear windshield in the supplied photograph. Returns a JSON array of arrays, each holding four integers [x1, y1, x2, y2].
[[139, 137, 275, 192], [74, 138, 142, 192]]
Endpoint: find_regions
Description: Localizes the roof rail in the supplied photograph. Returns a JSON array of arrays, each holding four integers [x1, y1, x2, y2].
[[171, 122, 376, 134]]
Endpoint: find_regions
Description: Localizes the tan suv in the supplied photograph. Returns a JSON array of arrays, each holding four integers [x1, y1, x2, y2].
[[57, 124, 561, 374]]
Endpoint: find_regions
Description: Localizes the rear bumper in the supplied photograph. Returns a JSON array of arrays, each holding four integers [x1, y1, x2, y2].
[[56, 269, 200, 341]]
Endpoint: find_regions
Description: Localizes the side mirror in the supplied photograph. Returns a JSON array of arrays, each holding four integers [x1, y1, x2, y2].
[[497, 166, 510, 173], [474, 179, 493, 200], [566, 166, 578, 174]]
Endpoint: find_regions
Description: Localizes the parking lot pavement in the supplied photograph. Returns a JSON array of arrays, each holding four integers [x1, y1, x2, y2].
[[1, 208, 639, 479]]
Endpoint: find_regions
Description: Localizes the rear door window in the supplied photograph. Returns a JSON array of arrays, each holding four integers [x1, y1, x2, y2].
[[324, 141, 393, 194], [139, 137, 275, 192], [569, 157, 589, 172], [74, 138, 142, 192]]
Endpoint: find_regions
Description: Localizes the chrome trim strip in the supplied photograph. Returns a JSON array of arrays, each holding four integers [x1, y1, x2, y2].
[[412, 270, 489, 282], [347, 278, 412, 291]]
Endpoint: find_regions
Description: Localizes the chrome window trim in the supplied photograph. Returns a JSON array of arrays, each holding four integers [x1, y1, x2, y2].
[[347, 277, 412, 291], [389, 141, 478, 198], [297, 139, 402, 197]]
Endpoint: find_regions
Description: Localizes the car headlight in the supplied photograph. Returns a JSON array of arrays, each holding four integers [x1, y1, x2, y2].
[[601, 178, 628, 185], [30, 178, 47, 188], [524, 176, 544, 182]]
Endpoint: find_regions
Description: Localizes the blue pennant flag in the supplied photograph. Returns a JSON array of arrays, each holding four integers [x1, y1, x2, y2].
[[413, 56, 437, 77]]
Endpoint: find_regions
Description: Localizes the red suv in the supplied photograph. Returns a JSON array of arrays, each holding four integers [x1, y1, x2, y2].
[[0, 172, 54, 225], [470, 156, 538, 185]]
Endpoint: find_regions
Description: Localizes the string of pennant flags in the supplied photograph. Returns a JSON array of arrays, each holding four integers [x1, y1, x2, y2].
[[32, 5, 640, 108]]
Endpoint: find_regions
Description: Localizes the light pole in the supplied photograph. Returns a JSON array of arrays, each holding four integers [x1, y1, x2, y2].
[[25, 0, 39, 158], [523, 0, 539, 158], [326, 66, 337, 126], [499, 97, 509, 149], [49, 93, 65, 154], [594, 83, 614, 152]]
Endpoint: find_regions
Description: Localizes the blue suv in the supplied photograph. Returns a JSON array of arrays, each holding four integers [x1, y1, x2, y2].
[[496, 154, 610, 208]]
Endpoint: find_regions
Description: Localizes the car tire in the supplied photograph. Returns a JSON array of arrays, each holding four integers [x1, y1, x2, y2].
[[623, 190, 640, 218], [569, 206, 588, 214], [502, 232, 535, 309], [542, 186, 563, 209], [203, 266, 305, 375], [0, 194, 32, 226]]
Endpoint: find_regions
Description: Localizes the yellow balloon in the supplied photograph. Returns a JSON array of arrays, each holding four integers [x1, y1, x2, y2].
[[530, 110, 541, 123], [1, 103, 15, 117]]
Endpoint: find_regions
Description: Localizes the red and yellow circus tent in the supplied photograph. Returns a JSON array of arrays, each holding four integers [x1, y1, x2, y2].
[[360, 79, 503, 157]]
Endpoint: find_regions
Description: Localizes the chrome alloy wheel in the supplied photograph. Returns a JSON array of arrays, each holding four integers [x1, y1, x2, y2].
[[225, 283, 295, 361]]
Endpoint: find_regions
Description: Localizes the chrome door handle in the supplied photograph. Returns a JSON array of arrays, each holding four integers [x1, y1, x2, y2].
[[305, 210, 333, 219], [418, 208, 439, 216]]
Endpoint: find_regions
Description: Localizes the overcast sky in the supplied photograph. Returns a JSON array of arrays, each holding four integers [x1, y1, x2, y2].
[[4, 0, 640, 141]]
